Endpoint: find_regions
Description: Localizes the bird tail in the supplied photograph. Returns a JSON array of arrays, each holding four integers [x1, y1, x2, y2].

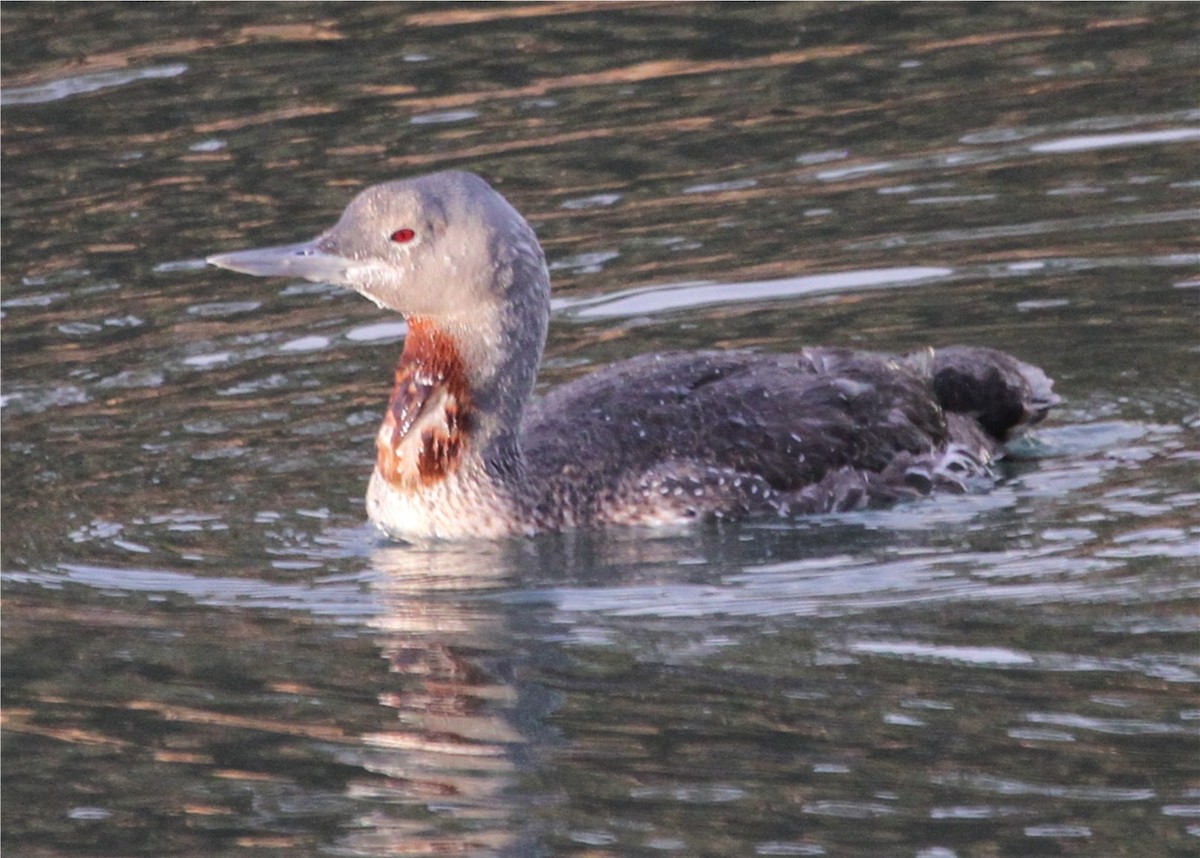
[[913, 346, 1060, 443]]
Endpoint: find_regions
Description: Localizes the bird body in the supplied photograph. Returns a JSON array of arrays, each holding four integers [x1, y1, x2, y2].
[[209, 171, 1058, 540]]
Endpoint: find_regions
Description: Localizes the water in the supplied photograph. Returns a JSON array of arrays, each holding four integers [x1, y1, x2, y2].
[[3, 4, 1198, 856]]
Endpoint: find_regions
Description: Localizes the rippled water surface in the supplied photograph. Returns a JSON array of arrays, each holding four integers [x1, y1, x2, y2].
[[3, 4, 1198, 856]]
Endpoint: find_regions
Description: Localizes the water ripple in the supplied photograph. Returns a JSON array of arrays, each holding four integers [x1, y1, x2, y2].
[[5, 563, 380, 622], [1, 63, 187, 106], [1030, 128, 1200, 154], [564, 266, 953, 319], [1024, 712, 1190, 736], [932, 772, 1157, 802]]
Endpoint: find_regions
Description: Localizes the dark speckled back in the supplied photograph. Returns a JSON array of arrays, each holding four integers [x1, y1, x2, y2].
[[520, 346, 1056, 526]]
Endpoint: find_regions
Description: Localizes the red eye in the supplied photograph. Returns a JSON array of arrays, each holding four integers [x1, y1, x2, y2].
[[390, 228, 416, 244]]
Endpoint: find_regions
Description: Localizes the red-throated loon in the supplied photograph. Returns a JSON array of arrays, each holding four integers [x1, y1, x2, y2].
[[208, 171, 1059, 540]]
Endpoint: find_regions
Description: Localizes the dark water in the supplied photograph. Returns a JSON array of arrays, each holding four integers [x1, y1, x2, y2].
[[3, 3, 1198, 856]]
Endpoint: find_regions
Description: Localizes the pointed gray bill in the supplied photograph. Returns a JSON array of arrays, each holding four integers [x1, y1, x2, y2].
[[207, 240, 351, 284]]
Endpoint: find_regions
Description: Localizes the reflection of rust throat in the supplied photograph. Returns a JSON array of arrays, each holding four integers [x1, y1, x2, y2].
[[376, 316, 473, 489]]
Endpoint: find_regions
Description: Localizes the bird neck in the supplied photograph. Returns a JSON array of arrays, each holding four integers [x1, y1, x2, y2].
[[374, 262, 550, 496], [374, 317, 475, 491]]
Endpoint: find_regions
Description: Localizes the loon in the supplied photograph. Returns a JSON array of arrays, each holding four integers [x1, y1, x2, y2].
[[208, 171, 1058, 540]]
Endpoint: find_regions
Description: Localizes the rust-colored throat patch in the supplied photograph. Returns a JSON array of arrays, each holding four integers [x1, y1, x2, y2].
[[375, 317, 474, 489]]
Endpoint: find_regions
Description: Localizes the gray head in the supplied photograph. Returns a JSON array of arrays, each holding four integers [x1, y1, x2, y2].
[[209, 171, 552, 440], [208, 171, 549, 324]]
